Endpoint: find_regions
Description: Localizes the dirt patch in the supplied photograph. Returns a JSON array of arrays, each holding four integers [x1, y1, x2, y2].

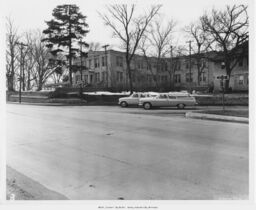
[[7, 179, 34, 200], [6, 166, 69, 200]]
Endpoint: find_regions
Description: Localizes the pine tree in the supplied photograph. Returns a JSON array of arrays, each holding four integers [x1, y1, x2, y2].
[[42, 4, 89, 85]]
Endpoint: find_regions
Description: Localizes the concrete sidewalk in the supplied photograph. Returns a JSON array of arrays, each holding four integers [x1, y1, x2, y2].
[[185, 112, 249, 123]]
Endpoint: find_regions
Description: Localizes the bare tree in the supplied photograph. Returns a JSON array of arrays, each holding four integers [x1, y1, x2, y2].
[[88, 42, 101, 51], [168, 45, 188, 89], [99, 4, 161, 93], [50, 71, 63, 84], [24, 31, 37, 90], [139, 18, 176, 89], [184, 22, 212, 86], [29, 30, 65, 90], [200, 5, 248, 90], [6, 17, 19, 91], [150, 19, 176, 58]]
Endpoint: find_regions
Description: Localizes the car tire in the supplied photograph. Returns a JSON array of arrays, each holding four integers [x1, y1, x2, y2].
[[120, 101, 128, 107], [143, 102, 152, 110], [177, 103, 185, 109]]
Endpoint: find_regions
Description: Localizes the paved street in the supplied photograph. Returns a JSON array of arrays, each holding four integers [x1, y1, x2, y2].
[[6, 104, 249, 200]]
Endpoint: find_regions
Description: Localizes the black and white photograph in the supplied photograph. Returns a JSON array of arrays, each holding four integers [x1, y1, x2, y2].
[[1, 0, 255, 209]]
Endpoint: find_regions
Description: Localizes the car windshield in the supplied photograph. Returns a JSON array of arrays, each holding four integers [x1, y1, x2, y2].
[[169, 96, 176, 99], [140, 94, 148, 98], [159, 94, 168, 99]]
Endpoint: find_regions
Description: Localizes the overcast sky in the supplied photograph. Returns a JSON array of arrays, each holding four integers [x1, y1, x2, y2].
[[3, 0, 250, 50]]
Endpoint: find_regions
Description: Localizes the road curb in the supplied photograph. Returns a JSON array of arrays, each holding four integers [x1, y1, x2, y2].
[[185, 112, 249, 123]]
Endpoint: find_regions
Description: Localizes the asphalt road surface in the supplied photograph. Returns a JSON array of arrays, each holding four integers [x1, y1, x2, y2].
[[6, 104, 249, 200]]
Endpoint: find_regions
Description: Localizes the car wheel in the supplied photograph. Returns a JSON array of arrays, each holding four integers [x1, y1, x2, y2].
[[143, 102, 151, 110], [120, 101, 128, 107], [177, 103, 185, 109]]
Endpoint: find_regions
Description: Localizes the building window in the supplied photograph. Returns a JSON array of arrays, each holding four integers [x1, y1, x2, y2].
[[174, 74, 181, 83], [147, 74, 152, 83], [116, 72, 123, 82], [131, 72, 135, 81], [76, 75, 80, 83], [160, 63, 165, 72], [200, 71, 206, 82], [116, 72, 119, 81], [161, 75, 167, 82], [153, 62, 157, 69], [116, 56, 123, 67], [84, 75, 88, 83], [186, 73, 193, 82], [102, 72, 106, 81], [88, 59, 92, 68], [177, 61, 181, 70], [186, 62, 189, 69], [239, 59, 243, 67], [94, 57, 100, 68], [102, 56, 107, 67], [95, 72, 100, 82], [221, 62, 225, 69], [147, 63, 151, 70], [201, 60, 206, 68], [239, 75, 244, 85], [137, 61, 144, 69], [165, 63, 168, 71], [120, 72, 123, 81]]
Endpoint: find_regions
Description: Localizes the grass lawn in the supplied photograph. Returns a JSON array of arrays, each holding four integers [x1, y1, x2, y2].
[[200, 110, 249, 118]]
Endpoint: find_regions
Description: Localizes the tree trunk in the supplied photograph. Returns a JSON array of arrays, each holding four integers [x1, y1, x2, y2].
[[37, 79, 43, 91], [197, 69, 201, 86], [225, 62, 232, 91], [153, 76, 158, 90], [169, 73, 174, 91], [7, 74, 15, 91], [127, 62, 133, 94], [9, 50, 15, 91], [27, 68, 31, 90], [22, 61, 26, 91]]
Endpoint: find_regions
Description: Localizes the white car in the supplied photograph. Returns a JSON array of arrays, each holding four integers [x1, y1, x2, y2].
[[139, 93, 197, 110], [118, 92, 158, 107]]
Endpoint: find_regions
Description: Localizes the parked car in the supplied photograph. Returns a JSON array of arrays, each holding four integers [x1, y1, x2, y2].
[[139, 93, 197, 110], [118, 92, 158, 107]]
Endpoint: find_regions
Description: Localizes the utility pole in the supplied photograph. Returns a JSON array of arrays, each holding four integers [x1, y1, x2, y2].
[[170, 45, 173, 90], [16, 42, 28, 103], [186, 40, 193, 93], [102, 44, 109, 88]]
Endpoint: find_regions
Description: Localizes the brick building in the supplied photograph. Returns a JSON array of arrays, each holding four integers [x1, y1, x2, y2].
[[72, 42, 248, 92]]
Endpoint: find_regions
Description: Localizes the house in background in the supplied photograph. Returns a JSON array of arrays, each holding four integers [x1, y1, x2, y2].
[[212, 41, 249, 91]]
